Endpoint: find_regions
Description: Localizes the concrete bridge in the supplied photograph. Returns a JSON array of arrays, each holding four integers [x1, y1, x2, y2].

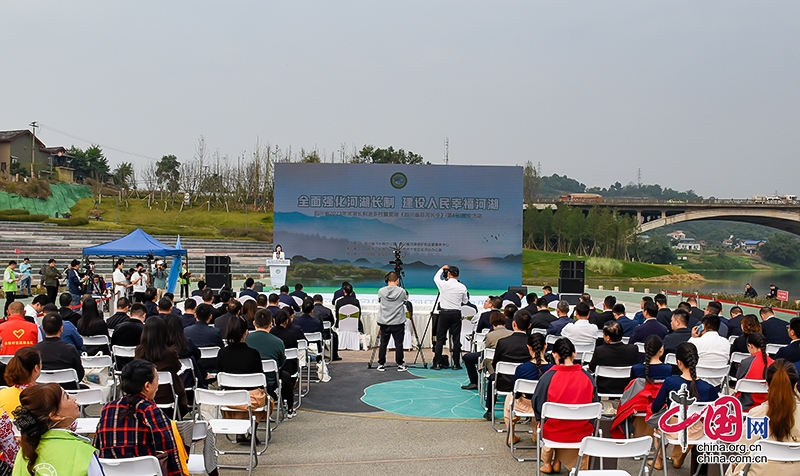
[[527, 198, 800, 234]]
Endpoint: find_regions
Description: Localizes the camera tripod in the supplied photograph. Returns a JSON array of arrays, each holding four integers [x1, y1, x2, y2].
[[367, 275, 428, 369]]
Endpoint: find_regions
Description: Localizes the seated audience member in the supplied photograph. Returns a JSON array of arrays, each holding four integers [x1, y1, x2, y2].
[[530, 297, 557, 330], [590, 296, 617, 330], [561, 303, 597, 350], [502, 303, 518, 331], [663, 309, 693, 356], [704, 301, 729, 337], [240, 278, 259, 300], [633, 296, 653, 325], [774, 317, 800, 363], [727, 306, 744, 337], [312, 294, 340, 361], [332, 281, 356, 303], [24, 294, 49, 322], [246, 309, 296, 418], [504, 333, 552, 445], [34, 312, 85, 389], [651, 342, 719, 470], [266, 293, 282, 316], [290, 283, 308, 301], [483, 311, 531, 420], [256, 293, 269, 309], [143, 287, 159, 317], [111, 302, 146, 347], [688, 314, 729, 388], [164, 313, 203, 389], [547, 301, 573, 336], [135, 317, 189, 418], [461, 311, 512, 391], [629, 301, 668, 345], [0, 302, 39, 355], [475, 296, 502, 333], [532, 338, 597, 474], [588, 321, 638, 395], [294, 300, 322, 335], [613, 303, 638, 337], [106, 297, 131, 330], [58, 293, 81, 326], [216, 315, 270, 433], [731, 314, 761, 355], [94, 359, 184, 476], [77, 298, 110, 355], [185, 304, 224, 375], [726, 359, 800, 476], [521, 292, 539, 315], [611, 335, 671, 438], [760, 306, 791, 345], [270, 310, 299, 385], [191, 280, 206, 297], [654, 294, 673, 331], [41, 302, 84, 353], [181, 297, 197, 328], [214, 300, 242, 333], [14, 383, 102, 475], [500, 288, 522, 307], [0, 348, 41, 416], [686, 296, 705, 325], [735, 333, 773, 412], [278, 285, 301, 313], [541, 285, 558, 304], [241, 300, 258, 330], [676, 302, 701, 329]]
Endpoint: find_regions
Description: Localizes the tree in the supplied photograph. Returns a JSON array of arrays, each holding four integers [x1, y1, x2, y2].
[[522, 160, 539, 203], [353, 145, 427, 164], [155, 155, 181, 194], [67, 145, 110, 181], [111, 162, 135, 190], [637, 236, 677, 264], [759, 233, 800, 267]]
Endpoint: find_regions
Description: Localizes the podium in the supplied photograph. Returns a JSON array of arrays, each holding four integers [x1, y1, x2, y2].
[[266, 259, 290, 289]]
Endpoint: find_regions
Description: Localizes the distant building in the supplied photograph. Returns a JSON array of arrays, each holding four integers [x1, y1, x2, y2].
[[666, 230, 686, 241], [675, 238, 701, 251], [742, 240, 766, 253], [0, 129, 74, 182], [638, 234, 651, 243]]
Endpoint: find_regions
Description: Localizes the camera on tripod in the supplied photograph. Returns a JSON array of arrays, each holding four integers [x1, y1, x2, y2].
[[388, 248, 404, 276]]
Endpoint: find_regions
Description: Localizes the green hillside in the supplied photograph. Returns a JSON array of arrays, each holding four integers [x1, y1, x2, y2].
[[0, 183, 92, 216], [522, 249, 682, 283]]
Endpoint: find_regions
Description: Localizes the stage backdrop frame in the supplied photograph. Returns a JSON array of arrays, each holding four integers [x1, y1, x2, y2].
[[273, 163, 522, 289]]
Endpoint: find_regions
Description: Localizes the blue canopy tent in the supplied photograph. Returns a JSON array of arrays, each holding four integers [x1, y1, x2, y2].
[[82, 228, 188, 294]]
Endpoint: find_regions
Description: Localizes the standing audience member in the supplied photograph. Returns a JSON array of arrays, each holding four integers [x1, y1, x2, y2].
[[94, 359, 185, 476], [111, 259, 129, 312], [130, 263, 148, 303], [0, 302, 39, 355], [532, 338, 597, 474], [135, 317, 189, 417], [43, 259, 63, 306], [760, 307, 791, 345], [65, 259, 84, 307], [0, 348, 41, 416], [735, 333, 773, 412], [34, 312, 85, 389], [431, 265, 468, 370], [14, 383, 102, 475]]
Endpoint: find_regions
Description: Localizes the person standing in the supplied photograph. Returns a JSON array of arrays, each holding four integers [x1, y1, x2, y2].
[[3, 260, 20, 316], [18, 257, 32, 297], [152, 261, 169, 300], [376, 272, 408, 372], [65, 259, 84, 307], [178, 262, 191, 299], [110, 259, 128, 312], [130, 263, 148, 303], [43, 259, 63, 306], [432, 265, 468, 370]]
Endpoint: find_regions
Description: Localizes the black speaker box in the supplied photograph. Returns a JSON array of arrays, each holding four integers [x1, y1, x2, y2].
[[507, 286, 528, 296], [559, 278, 584, 294], [559, 260, 585, 279], [206, 273, 231, 290]]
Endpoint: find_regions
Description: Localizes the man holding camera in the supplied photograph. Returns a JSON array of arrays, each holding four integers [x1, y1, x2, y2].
[[376, 272, 408, 372], [432, 265, 468, 370]]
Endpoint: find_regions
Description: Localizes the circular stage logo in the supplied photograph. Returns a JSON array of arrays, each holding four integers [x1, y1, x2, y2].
[[390, 172, 408, 189]]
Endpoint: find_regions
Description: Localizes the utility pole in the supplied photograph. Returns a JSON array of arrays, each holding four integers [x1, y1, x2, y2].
[[637, 168, 642, 188], [444, 137, 449, 165], [29, 121, 38, 177]]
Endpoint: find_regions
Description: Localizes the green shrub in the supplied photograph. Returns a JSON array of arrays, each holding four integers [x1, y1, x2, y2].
[[218, 226, 270, 241], [586, 257, 624, 275], [0, 214, 48, 222], [0, 209, 30, 216], [0, 178, 52, 199], [49, 217, 90, 226]]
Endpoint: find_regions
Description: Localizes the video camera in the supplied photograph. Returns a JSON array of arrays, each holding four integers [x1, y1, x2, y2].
[[388, 243, 405, 277]]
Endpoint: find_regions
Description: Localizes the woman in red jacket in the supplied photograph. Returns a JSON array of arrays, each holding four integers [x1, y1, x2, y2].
[[532, 337, 598, 474], [735, 332, 773, 412]]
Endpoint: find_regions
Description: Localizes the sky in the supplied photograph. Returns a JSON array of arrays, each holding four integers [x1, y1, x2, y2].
[[2, 1, 799, 198]]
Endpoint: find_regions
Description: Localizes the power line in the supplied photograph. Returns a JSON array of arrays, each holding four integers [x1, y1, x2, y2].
[[38, 123, 160, 161]]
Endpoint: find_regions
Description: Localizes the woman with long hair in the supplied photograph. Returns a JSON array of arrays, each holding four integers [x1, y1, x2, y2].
[[94, 359, 183, 476], [531, 338, 597, 474], [726, 359, 800, 475], [504, 332, 552, 445], [735, 332, 773, 411], [651, 342, 719, 470], [163, 313, 205, 390], [611, 335, 672, 438], [0, 348, 41, 417], [135, 317, 189, 417], [241, 300, 257, 331], [731, 314, 761, 354], [77, 298, 109, 355], [13, 383, 100, 475]]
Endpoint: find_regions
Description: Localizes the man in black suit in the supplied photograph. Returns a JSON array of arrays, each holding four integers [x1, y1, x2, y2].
[[775, 317, 800, 363], [334, 283, 363, 332], [588, 321, 638, 395], [143, 287, 159, 317], [590, 296, 617, 330], [239, 278, 259, 300], [267, 293, 282, 315], [629, 302, 669, 345], [530, 297, 557, 330], [111, 303, 147, 348], [663, 309, 693, 355], [760, 306, 791, 345], [214, 300, 242, 332], [34, 312, 85, 389], [654, 294, 673, 331], [278, 285, 301, 313], [184, 304, 224, 374], [475, 296, 502, 333], [521, 293, 538, 315], [686, 296, 705, 324], [614, 303, 638, 337], [191, 280, 206, 297], [333, 281, 357, 303], [200, 289, 223, 321], [484, 311, 532, 420], [727, 306, 744, 337], [500, 289, 523, 307], [290, 283, 308, 301], [106, 297, 131, 331], [312, 294, 340, 361], [58, 292, 81, 326]]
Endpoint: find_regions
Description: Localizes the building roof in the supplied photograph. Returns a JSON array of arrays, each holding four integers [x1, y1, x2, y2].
[[0, 129, 48, 149]]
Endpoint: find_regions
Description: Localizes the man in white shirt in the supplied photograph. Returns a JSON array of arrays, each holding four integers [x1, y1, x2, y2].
[[561, 302, 598, 351], [111, 259, 129, 311], [688, 314, 729, 387], [25, 294, 49, 324], [130, 262, 148, 302], [432, 265, 469, 370]]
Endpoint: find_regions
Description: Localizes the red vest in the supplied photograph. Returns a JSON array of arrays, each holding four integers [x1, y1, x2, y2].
[[0, 314, 38, 355]]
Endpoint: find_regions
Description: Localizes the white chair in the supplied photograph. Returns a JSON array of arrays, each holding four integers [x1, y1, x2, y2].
[[111, 345, 136, 372], [472, 332, 487, 353], [199, 346, 220, 359], [460, 305, 478, 351], [284, 347, 302, 410], [83, 334, 110, 347], [766, 343, 786, 356], [532, 328, 547, 335], [75, 417, 101, 434], [37, 368, 79, 386], [652, 401, 719, 476], [730, 352, 750, 364], [81, 354, 114, 396], [635, 342, 645, 353], [728, 335, 738, 345], [570, 436, 653, 476], [478, 347, 496, 406], [491, 361, 523, 432], [99, 456, 162, 476], [186, 421, 209, 476], [262, 359, 283, 429], [734, 378, 768, 396], [575, 343, 596, 364], [217, 372, 270, 455], [67, 387, 106, 417], [594, 365, 634, 401], [664, 353, 677, 366], [621, 336, 630, 344], [179, 357, 198, 413], [740, 440, 800, 475], [292, 296, 303, 308], [157, 371, 180, 419], [298, 340, 311, 396], [337, 304, 361, 350], [509, 378, 539, 462], [0, 356, 11, 365], [322, 320, 333, 362], [193, 389, 258, 476], [546, 334, 559, 346], [536, 402, 603, 476], [304, 332, 325, 384], [696, 365, 729, 391]]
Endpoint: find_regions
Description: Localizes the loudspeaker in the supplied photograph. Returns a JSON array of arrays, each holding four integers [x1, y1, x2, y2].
[[507, 286, 528, 296], [559, 260, 585, 279], [206, 273, 231, 290], [205, 256, 231, 276], [558, 278, 584, 294]]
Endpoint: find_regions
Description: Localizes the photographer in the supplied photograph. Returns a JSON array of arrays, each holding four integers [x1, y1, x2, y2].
[[432, 265, 469, 370], [152, 261, 169, 300], [130, 263, 149, 303], [376, 272, 408, 372]]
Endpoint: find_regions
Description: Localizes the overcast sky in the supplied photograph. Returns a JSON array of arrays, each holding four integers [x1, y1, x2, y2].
[[3, 1, 798, 197]]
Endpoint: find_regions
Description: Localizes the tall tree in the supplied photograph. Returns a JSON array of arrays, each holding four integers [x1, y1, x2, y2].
[[353, 145, 427, 164], [111, 162, 135, 190], [67, 145, 110, 181], [155, 154, 181, 195], [523, 160, 539, 203]]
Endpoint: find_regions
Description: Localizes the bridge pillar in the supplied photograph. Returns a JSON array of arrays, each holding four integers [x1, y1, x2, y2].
[[637, 210, 643, 224]]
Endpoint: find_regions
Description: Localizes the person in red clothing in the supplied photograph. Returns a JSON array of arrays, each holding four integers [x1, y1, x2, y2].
[[735, 332, 773, 412], [0, 302, 39, 355], [532, 337, 598, 474]]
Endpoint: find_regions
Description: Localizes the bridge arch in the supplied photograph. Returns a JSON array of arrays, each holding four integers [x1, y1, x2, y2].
[[639, 208, 800, 235]]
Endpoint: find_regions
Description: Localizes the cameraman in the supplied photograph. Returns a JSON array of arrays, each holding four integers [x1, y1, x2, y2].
[[376, 272, 408, 372], [432, 265, 468, 370]]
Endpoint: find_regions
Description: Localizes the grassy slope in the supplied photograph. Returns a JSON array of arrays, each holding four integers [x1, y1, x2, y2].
[[522, 249, 680, 281], [69, 197, 273, 239], [677, 251, 794, 271]]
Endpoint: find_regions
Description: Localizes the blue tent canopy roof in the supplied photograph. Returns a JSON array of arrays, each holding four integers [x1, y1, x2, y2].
[[82, 228, 187, 257]]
